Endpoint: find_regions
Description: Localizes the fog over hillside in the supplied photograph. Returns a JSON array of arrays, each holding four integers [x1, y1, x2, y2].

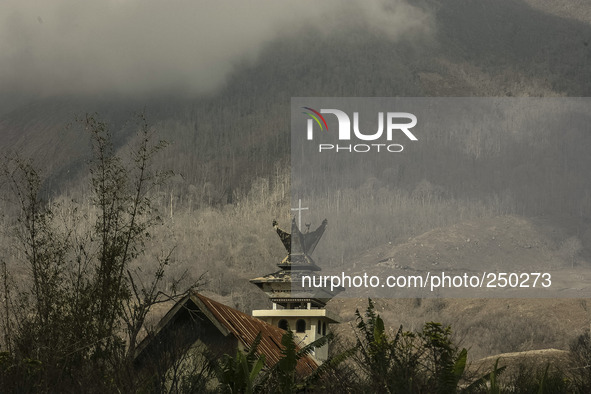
[[0, 0, 432, 99], [1, 0, 589, 103], [2, 0, 590, 196]]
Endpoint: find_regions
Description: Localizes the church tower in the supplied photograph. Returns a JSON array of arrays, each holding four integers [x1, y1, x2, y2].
[[250, 218, 342, 363]]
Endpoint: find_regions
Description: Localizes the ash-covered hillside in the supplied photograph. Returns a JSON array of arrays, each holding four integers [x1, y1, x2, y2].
[[1, 0, 590, 202]]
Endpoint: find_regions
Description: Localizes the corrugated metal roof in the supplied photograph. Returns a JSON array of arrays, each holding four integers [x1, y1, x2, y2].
[[193, 292, 318, 377]]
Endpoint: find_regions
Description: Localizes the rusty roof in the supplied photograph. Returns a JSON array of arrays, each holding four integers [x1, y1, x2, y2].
[[136, 291, 318, 377], [193, 292, 318, 377]]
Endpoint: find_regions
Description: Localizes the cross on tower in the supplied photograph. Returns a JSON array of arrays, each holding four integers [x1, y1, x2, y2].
[[291, 198, 309, 229]]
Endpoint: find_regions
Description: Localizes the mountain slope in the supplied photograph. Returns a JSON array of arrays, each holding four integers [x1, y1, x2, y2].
[[1, 0, 590, 199]]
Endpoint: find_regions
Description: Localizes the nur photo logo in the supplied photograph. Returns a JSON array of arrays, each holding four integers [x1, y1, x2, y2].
[[302, 107, 418, 153]]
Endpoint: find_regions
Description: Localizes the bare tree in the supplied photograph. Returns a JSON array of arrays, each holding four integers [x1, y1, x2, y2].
[[559, 236, 583, 268], [0, 112, 196, 391]]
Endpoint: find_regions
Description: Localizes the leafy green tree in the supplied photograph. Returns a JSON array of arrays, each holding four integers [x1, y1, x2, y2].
[[266, 329, 333, 393], [213, 328, 350, 394], [352, 299, 507, 394], [354, 299, 422, 393], [420, 322, 468, 393], [215, 333, 266, 394]]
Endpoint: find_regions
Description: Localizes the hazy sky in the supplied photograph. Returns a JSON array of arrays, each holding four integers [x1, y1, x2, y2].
[[0, 0, 432, 99]]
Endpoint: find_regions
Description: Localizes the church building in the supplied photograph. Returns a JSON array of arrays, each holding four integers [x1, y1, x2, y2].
[[250, 218, 342, 363], [134, 214, 339, 384]]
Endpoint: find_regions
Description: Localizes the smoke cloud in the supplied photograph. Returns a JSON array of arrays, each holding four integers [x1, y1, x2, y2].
[[0, 0, 433, 99]]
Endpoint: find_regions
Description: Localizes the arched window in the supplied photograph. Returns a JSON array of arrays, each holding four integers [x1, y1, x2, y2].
[[296, 319, 306, 333], [278, 319, 288, 330]]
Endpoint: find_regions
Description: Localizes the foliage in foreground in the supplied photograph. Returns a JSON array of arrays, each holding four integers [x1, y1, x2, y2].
[[0, 113, 192, 392], [351, 299, 490, 393], [203, 298, 587, 394]]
